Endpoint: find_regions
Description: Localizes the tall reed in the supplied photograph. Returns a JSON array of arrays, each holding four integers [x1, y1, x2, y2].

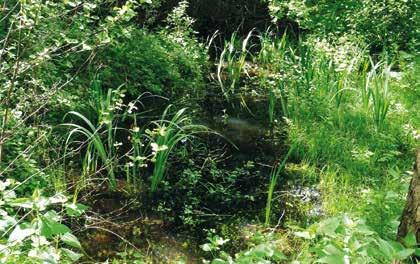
[[267, 87, 276, 126], [367, 61, 392, 131], [63, 111, 117, 191], [265, 144, 296, 226], [359, 58, 371, 111], [257, 31, 288, 123], [63, 84, 123, 191], [217, 30, 254, 100]]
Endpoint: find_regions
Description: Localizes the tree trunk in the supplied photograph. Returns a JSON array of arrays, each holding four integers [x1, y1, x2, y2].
[[397, 149, 420, 243]]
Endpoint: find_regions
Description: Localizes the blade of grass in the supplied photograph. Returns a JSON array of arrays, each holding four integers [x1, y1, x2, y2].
[[265, 144, 296, 226]]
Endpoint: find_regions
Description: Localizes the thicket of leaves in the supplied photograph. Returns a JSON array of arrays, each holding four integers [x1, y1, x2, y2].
[[267, 0, 418, 52], [0, 0, 418, 263]]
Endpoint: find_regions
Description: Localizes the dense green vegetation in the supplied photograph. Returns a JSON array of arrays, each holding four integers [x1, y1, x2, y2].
[[0, 0, 418, 263]]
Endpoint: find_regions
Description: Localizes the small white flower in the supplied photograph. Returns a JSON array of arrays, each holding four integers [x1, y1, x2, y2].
[[113, 142, 123, 147], [151, 143, 168, 153], [389, 71, 402, 81]]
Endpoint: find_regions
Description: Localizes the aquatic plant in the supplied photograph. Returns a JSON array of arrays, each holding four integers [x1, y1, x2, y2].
[[265, 144, 296, 226], [149, 106, 207, 192]]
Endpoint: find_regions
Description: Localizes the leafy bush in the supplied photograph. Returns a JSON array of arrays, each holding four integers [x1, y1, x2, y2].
[[98, 29, 207, 100], [0, 113, 49, 195], [1, 0, 418, 263], [267, 0, 418, 52], [0, 0, 148, 190], [0, 180, 86, 263], [202, 228, 286, 264], [294, 214, 418, 263]]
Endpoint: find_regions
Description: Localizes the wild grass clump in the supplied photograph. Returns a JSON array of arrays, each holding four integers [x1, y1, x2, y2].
[[63, 85, 209, 195], [63, 91, 120, 191], [149, 106, 207, 192], [217, 30, 254, 100], [367, 61, 392, 131], [265, 145, 296, 226]]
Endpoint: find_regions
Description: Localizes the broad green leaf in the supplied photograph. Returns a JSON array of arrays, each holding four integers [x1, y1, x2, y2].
[[61, 248, 83, 262], [272, 249, 287, 261], [40, 216, 71, 238], [29, 247, 60, 264], [388, 240, 405, 252], [0, 215, 17, 232], [317, 217, 340, 236], [402, 232, 416, 247], [9, 198, 33, 209], [251, 244, 274, 258], [294, 231, 314, 239], [8, 224, 35, 242], [61, 232, 82, 249], [211, 259, 227, 264], [323, 244, 344, 256], [65, 203, 88, 217], [317, 254, 346, 264], [395, 248, 415, 260], [44, 210, 61, 221], [376, 239, 394, 260]]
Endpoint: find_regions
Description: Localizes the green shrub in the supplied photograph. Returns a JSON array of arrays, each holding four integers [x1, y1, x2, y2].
[[0, 181, 86, 263], [202, 228, 287, 264], [267, 0, 418, 52], [294, 214, 418, 263], [98, 29, 207, 100], [0, 115, 48, 195]]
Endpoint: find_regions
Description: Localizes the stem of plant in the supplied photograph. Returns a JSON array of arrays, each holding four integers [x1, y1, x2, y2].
[[265, 144, 296, 226]]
